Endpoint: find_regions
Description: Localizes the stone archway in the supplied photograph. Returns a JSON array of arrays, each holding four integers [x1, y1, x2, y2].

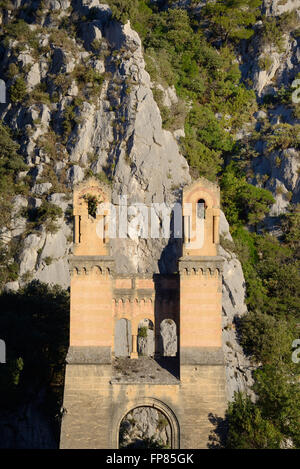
[[115, 398, 180, 449], [119, 406, 171, 448]]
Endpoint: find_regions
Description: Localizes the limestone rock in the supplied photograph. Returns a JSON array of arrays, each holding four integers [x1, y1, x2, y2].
[[66, 165, 85, 185], [54, 162, 66, 176], [31, 164, 44, 182], [80, 21, 103, 50], [0, 388, 57, 449], [29, 197, 43, 209], [0, 0, 270, 417], [7, 195, 28, 238], [268, 179, 291, 216], [254, 51, 282, 97], [11, 195, 28, 217], [67, 81, 79, 97], [263, 0, 299, 16], [253, 147, 300, 215], [50, 48, 75, 75], [32, 182, 53, 196], [254, 110, 267, 120], [39, 230, 68, 260], [173, 128, 185, 141], [23, 233, 45, 250], [47, 193, 70, 211], [67, 102, 98, 162], [27, 63, 41, 90], [4, 281, 19, 292], [156, 84, 178, 108], [19, 248, 38, 277], [44, 0, 71, 10], [92, 59, 105, 73], [34, 257, 70, 288], [219, 217, 255, 401], [219, 210, 233, 242]]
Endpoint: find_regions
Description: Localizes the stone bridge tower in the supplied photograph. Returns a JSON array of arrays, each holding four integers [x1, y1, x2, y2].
[[60, 177, 227, 449]]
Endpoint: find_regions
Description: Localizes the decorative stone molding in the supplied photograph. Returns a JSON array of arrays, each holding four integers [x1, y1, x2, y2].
[[69, 255, 115, 276], [178, 256, 224, 275], [113, 296, 154, 303]]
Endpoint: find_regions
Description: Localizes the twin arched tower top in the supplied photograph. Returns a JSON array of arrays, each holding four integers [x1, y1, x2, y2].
[[182, 178, 220, 257], [61, 176, 226, 449], [73, 177, 111, 256], [72, 176, 221, 259]]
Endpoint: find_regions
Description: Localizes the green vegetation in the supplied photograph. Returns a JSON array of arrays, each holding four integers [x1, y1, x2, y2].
[[107, 2, 257, 180], [94, 170, 112, 187], [27, 82, 51, 105], [4, 19, 39, 50], [24, 201, 63, 234], [225, 203, 300, 447], [258, 55, 273, 72], [0, 122, 28, 288], [35, 202, 63, 233], [48, 29, 77, 54], [266, 124, 300, 152], [36, 131, 60, 161], [138, 326, 148, 338], [62, 103, 77, 140], [105, 1, 300, 449], [203, 0, 262, 42], [221, 163, 275, 229], [62, 98, 83, 141], [72, 64, 105, 97], [9, 77, 27, 103], [0, 0, 299, 449], [226, 392, 282, 448], [83, 194, 99, 218], [107, 0, 140, 24], [0, 243, 19, 288], [261, 11, 299, 52]]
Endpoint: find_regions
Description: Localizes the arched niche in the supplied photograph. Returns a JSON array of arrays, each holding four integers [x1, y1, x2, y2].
[[160, 319, 177, 357], [115, 398, 179, 449], [119, 406, 171, 449], [137, 319, 154, 357], [114, 318, 132, 357], [197, 198, 206, 219]]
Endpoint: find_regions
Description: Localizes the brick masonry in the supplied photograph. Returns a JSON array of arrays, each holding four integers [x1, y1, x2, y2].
[[60, 178, 227, 449]]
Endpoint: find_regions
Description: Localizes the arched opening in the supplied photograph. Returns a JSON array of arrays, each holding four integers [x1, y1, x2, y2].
[[114, 318, 132, 357], [160, 319, 177, 357], [197, 199, 206, 219], [83, 193, 99, 218], [119, 406, 171, 449], [137, 319, 154, 357]]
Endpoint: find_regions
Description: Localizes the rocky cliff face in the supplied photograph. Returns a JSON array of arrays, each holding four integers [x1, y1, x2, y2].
[[222, 0, 300, 398], [1, 1, 191, 288], [0, 387, 57, 449], [0, 0, 266, 398], [241, 0, 300, 224], [0, 0, 299, 446], [219, 211, 255, 401]]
